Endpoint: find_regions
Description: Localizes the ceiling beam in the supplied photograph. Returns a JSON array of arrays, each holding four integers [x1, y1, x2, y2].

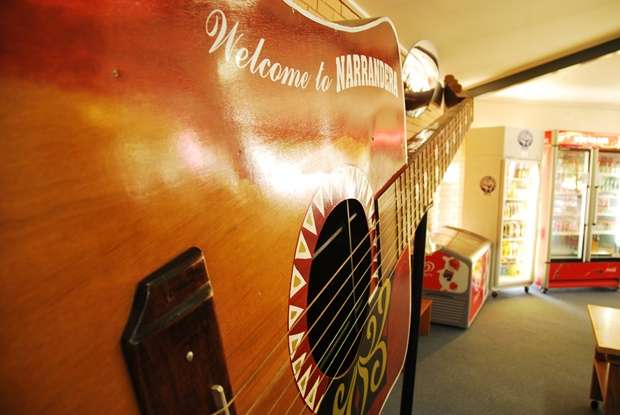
[[466, 36, 620, 97]]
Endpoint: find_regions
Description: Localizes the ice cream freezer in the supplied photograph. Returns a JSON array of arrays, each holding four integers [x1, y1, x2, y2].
[[424, 226, 492, 328]]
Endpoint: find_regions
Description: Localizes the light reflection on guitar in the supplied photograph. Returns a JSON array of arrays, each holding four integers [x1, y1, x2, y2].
[[0, 1, 472, 414]]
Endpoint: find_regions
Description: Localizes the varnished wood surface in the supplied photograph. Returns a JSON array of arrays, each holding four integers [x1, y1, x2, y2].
[[606, 356, 620, 414], [588, 305, 620, 357], [0, 1, 409, 414]]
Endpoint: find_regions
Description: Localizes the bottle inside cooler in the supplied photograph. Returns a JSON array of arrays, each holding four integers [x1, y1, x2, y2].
[[549, 149, 589, 259], [592, 152, 620, 257], [499, 160, 538, 280]]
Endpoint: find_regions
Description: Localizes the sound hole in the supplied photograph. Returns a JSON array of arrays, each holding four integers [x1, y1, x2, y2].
[[308, 199, 371, 377]]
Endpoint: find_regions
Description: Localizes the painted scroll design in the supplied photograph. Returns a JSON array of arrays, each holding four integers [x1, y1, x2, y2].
[[331, 278, 390, 415]]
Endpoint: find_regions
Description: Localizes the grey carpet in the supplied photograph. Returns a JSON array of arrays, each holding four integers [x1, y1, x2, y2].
[[383, 286, 620, 414]]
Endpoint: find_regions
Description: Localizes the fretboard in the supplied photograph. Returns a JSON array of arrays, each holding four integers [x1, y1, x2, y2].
[[377, 98, 473, 272]]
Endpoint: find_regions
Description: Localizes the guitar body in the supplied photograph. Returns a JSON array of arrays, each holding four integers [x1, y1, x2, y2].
[[0, 1, 411, 414]]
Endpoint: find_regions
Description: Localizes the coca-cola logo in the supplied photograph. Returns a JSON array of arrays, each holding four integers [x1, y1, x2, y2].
[[480, 176, 496, 195]]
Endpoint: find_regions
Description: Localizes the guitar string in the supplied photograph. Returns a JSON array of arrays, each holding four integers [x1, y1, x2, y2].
[[209, 125, 459, 413], [209, 196, 421, 415], [287, 195, 401, 332], [212, 196, 405, 409], [290, 269, 392, 415], [302, 197, 442, 414], [219, 209, 434, 413], [260, 235, 403, 415], [211, 220, 403, 415], [245, 223, 401, 415], [277, 262, 401, 415], [212, 158, 438, 414], [240, 137, 445, 408], [205, 229, 401, 415], [285, 247, 402, 415], [284, 162, 448, 414], [256, 236, 401, 415], [305, 212, 427, 415]]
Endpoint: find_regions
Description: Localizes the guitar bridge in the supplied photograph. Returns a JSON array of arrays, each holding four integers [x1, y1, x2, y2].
[[121, 247, 235, 415]]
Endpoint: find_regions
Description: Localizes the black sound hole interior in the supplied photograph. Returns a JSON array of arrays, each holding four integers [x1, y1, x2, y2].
[[307, 199, 371, 378]]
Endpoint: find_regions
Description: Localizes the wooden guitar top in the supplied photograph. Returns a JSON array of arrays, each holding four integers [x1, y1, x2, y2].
[[0, 1, 410, 414]]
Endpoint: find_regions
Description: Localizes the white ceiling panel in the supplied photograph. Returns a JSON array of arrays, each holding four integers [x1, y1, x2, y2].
[[353, 0, 620, 88]]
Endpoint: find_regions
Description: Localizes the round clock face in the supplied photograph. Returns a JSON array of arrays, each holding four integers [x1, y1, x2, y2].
[[517, 129, 534, 149]]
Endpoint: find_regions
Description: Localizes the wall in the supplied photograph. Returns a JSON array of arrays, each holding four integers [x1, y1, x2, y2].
[[474, 98, 620, 133], [462, 127, 504, 244]]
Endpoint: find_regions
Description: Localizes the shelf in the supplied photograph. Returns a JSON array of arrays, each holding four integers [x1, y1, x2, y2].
[[597, 212, 618, 217], [593, 231, 617, 235], [591, 252, 617, 257], [553, 232, 580, 236], [500, 257, 522, 262], [502, 237, 525, 241]]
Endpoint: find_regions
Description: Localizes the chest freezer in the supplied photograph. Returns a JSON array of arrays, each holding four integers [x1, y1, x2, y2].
[[424, 226, 492, 328]]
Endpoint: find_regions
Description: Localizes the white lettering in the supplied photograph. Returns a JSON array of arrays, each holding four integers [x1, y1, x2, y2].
[[257, 58, 271, 77], [345, 55, 353, 89], [360, 55, 368, 86], [205, 9, 309, 90], [353, 54, 361, 88], [333, 54, 399, 97], [336, 57, 345, 93], [269, 62, 282, 82]]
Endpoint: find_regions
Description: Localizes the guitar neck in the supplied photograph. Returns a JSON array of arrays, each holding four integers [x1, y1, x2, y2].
[[377, 98, 473, 271]]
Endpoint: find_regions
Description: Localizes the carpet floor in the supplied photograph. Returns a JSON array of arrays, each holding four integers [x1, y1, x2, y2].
[[383, 286, 620, 414]]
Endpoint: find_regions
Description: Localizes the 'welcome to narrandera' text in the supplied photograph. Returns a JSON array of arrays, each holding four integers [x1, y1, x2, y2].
[[336, 54, 399, 97]]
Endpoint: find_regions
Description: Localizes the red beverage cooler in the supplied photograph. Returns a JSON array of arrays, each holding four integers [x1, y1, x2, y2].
[[535, 130, 620, 291], [424, 227, 492, 328]]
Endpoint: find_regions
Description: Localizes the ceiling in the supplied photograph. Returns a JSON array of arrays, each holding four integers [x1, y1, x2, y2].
[[485, 50, 620, 106], [352, 0, 620, 104]]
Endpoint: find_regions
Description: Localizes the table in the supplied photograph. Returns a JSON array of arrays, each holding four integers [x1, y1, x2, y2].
[[588, 304, 620, 414]]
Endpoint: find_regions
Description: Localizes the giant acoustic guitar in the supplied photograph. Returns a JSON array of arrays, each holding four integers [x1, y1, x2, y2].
[[0, 1, 471, 414]]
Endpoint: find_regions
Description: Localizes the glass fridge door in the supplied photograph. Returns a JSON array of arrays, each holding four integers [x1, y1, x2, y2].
[[591, 151, 620, 259], [498, 159, 540, 284], [550, 148, 590, 260]]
